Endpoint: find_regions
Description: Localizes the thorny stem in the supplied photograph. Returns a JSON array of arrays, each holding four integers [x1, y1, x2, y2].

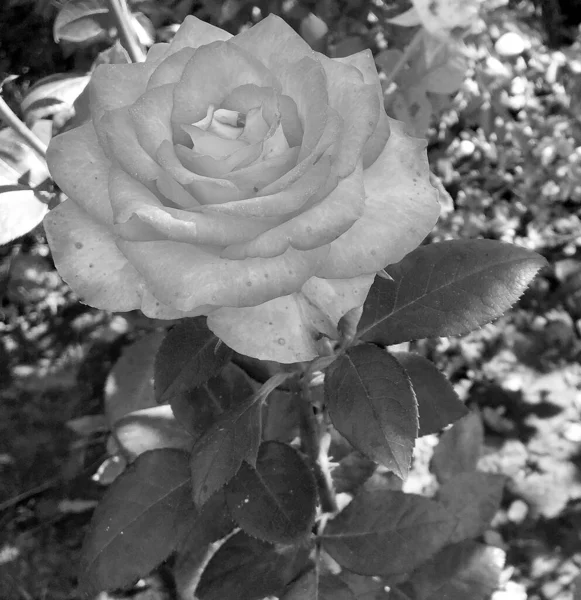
[[382, 28, 424, 90], [297, 380, 338, 515], [0, 95, 47, 159], [106, 0, 145, 63]]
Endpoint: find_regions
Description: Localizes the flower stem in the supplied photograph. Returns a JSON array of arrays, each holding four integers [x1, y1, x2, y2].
[[297, 383, 338, 514], [383, 28, 424, 90], [106, 0, 145, 63], [0, 95, 47, 159]]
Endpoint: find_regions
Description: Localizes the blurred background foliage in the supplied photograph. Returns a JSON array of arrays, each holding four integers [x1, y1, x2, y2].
[[0, 0, 581, 599]]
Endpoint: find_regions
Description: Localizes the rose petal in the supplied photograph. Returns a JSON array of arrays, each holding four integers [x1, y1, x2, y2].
[[207, 273, 374, 362], [89, 62, 159, 124], [199, 155, 332, 217], [116, 239, 329, 312], [98, 106, 164, 187], [129, 84, 174, 158], [109, 167, 280, 246], [221, 161, 365, 259], [232, 14, 314, 71], [141, 289, 213, 320], [316, 118, 440, 279], [182, 126, 248, 158], [279, 94, 304, 148], [147, 48, 196, 90], [46, 122, 113, 226], [157, 140, 244, 204], [335, 50, 390, 168], [146, 43, 170, 62], [44, 200, 144, 311], [156, 172, 201, 209], [172, 41, 280, 126], [318, 56, 380, 177], [165, 15, 232, 55], [175, 143, 261, 178], [224, 146, 300, 192]]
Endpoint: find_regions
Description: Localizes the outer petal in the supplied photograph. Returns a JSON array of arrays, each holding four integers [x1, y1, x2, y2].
[[129, 84, 174, 158], [116, 239, 329, 312], [98, 106, 164, 185], [46, 122, 113, 226], [140, 289, 213, 320], [318, 56, 380, 178], [334, 50, 390, 168], [232, 14, 314, 71], [145, 43, 169, 62], [89, 62, 160, 124], [43, 201, 144, 311], [316, 118, 440, 279], [221, 162, 365, 259], [147, 48, 196, 90], [165, 16, 232, 55], [172, 41, 280, 126], [207, 273, 374, 363]]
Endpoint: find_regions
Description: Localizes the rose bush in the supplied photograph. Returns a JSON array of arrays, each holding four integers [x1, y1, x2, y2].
[[44, 14, 440, 362]]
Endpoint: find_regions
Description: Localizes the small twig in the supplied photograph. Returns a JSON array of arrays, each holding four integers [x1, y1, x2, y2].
[[106, 0, 145, 63], [297, 384, 338, 515], [383, 28, 424, 90], [0, 96, 47, 159]]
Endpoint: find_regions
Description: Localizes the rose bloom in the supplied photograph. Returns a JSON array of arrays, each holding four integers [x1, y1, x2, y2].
[[44, 15, 439, 362]]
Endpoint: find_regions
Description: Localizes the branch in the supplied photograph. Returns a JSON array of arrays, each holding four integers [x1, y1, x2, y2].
[[106, 0, 145, 63], [0, 96, 47, 159]]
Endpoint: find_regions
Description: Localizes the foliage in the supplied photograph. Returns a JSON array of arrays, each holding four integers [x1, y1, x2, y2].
[[0, 0, 567, 599]]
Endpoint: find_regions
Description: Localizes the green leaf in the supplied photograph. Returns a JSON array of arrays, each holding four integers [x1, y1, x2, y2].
[[226, 441, 317, 544], [325, 345, 418, 479], [154, 317, 232, 405], [438, 472, 505, 543], [79, 449, 196, 596], [332, 452, 377, 495], [53, 0, 112, 42], [321, 489, 454, 577], [190, 394, 261, 507], [392, 352, 468, 436], [113, 405, 194, 460], [395, 541, 505, 600], [358, 240, 548, 346], [431, 412, 484, 483], [21, 73, 89, 125], [339, 572, 390, 600], [262, 388, 299, 442], [0, 187, 48, 245], [170, 362, 254, 441], [282, 569, 356, 599], [196, 531, 311, 600], [105, 332, 164, 427]]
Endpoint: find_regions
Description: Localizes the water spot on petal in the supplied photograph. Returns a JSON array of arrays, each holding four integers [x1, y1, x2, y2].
[[75, 242, 83, 249], [246, 281, 252, 287], [277, 338, 286, 345]]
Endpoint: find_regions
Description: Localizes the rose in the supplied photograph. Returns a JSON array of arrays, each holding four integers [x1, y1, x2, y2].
[[44, 15, 439, 363]]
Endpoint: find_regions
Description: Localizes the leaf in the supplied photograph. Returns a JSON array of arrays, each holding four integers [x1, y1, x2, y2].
[[395, 541, 505, 600], [154, 317, 232, 405], [438, 472, 505, 543], [339, 572, 390, 600], [196, 531, 311, 600], [226, 441, 317, 544], [79, 449, 196, 596], [53, 0, 112, 43], [262, 388, 299, 442], [0, 187, 48, 245], [431, 411, 484, 483], [21, 73, 89, 125], [321, 489, 454, 577], [325, 345, 418, 479], [105, 332, 164, 427], [170, 362, 253, 441], [0, 124, 50, 187], [190, 394, 261, 508], [282, 569, 356, 599], [114, 405, 194, 460], [573, 574, 581, 600], [392, 352, 467, 436], [358, 240, 548, 346], [388, 7, 421, 26]]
